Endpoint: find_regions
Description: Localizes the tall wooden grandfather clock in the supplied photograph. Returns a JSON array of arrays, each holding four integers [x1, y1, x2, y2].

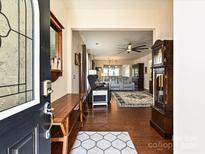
[[150, 40, 173, 139]]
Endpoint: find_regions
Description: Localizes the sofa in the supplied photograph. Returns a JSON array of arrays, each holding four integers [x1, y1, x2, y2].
[[109, 82, 135, 91], [104, 76, 135, 91]]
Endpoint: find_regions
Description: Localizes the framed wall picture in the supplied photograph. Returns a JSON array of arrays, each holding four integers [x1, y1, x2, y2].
[[75, 53, 79, 65]]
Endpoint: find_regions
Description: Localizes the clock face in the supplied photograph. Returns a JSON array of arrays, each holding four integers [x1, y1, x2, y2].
[[154, 49, 163, 65]]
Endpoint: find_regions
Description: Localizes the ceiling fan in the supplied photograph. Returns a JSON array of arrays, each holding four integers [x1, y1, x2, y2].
[[118, 43, 149, 54]]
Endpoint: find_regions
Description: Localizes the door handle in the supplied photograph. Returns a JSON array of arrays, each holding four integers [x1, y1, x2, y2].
[[45, 113, 53, 139], [44, 102, 54, 139]]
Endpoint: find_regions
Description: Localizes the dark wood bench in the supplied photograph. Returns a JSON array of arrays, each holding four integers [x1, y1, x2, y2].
[[51, 93, 86, 154]]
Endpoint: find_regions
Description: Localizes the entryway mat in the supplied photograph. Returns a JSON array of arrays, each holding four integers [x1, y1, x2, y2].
[[70, 131, 138, 154]]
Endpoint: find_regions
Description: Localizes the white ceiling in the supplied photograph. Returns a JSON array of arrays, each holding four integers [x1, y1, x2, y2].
[[64, 0, 168, 10], [79, 31, 153, 60]]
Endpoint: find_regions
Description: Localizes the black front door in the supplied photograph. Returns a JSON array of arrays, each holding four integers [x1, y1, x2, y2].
[[0, 0, 51, 153]]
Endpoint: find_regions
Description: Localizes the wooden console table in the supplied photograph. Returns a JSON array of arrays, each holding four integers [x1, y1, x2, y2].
[[51, 94, 85, 154]]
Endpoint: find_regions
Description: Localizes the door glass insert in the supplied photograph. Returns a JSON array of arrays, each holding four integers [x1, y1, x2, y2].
[[0, 0, 34, 112]]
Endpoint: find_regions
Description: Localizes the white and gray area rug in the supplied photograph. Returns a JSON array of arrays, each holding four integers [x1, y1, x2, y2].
[[70, 131, 138, 154], [112, 91, 153, 107]]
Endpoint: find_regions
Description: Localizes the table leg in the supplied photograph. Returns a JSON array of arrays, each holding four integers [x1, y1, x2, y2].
[[62, 135, 68, 154], [80, 100, 83, 127]]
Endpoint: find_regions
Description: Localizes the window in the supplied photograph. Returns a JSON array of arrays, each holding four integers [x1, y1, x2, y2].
[[103, 65, 120, 76]]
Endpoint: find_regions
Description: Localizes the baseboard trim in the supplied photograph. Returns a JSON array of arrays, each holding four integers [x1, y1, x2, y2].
[[150, 120, 172, 139]]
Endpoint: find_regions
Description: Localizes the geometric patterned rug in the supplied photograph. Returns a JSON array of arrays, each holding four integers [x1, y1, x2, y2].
[[70, 131, 138, 154], [112, 91, 153, 107]]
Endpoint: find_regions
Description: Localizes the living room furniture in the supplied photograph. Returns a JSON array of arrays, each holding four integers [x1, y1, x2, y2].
[[123, 82, 135, 90], [87, 75, 111, 107], [109, 83, 120, 90], [132, 63, 144, 90], [92, 90, 108, 107], [51, 94, 86, 154], [109, 82, 135, 91], [150, 40, 173, 139]]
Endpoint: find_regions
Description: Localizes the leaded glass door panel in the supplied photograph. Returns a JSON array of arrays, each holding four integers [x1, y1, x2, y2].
[[0, 0, 51, 153], [0, 0, 38, 118]]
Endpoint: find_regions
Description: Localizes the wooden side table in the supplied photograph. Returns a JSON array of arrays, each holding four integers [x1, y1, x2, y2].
[[92, 90, 108, 107]]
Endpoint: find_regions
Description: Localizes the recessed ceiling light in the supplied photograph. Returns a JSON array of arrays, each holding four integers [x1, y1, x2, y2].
[[96, 43, 99, 45]]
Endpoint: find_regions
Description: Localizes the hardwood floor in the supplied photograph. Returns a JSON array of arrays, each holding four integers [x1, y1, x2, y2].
[[81, 97, 173, 154], [52, 97, 173, 154]]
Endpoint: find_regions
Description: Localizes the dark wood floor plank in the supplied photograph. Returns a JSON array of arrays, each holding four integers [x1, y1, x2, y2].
[[52, 97, 173, 154], [81, 98, 173, 154]]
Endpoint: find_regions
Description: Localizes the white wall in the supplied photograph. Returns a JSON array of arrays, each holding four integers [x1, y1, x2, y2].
[[67, 0, 172, 40], [174, 1, 205, 154], [50, 0, 69, 101], [72, 31, 84, 93]]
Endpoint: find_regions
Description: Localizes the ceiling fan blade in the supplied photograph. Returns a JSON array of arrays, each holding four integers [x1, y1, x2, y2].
[[132, 46, 145, 50], [132, 46, 149, 51], [132, 44, 146, 48], [133, 50, 143, 52], [134, 47, 149, 50]]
